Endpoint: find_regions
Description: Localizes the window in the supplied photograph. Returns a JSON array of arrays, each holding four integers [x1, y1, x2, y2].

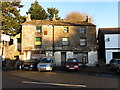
[[35, 37, 42, 45], [80, 27, 86, 33], [63, 26, 69, 33], [36, 26, 42, 33], [44, 31, 48, 35], [62, 37, 69, 45], [17, 38, 21, 43], [80, 38, 86, 46]]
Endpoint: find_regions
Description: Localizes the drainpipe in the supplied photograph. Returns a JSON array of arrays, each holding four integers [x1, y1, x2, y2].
[[52, 25, 54, 56]]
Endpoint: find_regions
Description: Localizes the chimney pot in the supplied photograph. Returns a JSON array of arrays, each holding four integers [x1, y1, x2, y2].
[[26, 12, 31, 21]]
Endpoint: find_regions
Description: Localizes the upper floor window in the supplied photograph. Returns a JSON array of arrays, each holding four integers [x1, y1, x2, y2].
[[63, 26, 69, 33], [35, 37, 42, 46], [36, 26, 42, 33], [80, 38, 87, 46], [44, 31, 48, 35], [17, 38, 21, 43], [62, 37, 69, 45], [80, 27, 86, 33]]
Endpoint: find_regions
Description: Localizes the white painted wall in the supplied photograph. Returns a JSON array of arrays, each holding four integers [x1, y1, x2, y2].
[[88, 51, 98, 66], [106, 50, 120, 64], [54, 51, 61, 67], [105, 34, 120, 64], [105, 34, 120, 48]]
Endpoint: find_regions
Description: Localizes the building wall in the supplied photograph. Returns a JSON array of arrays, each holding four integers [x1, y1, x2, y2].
[[105, 34, 120, 64], [105, 34, 120, 48], [21, 24, 97, 66], [88, 51, 98, 66], [22, 25, 35, 51]]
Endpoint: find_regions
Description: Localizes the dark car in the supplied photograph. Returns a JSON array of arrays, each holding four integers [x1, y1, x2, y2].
[[65, 58, 79, 71], [109, 58, 120, 73], [22, 59, 40, 71]]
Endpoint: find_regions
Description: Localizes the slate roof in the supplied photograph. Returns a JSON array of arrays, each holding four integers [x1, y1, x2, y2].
[[22, 20, 95, 26], [98, 28, 120, 34]]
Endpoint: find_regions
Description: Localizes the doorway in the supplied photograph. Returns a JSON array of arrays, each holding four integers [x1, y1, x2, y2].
[[61, 52, 66, 67]]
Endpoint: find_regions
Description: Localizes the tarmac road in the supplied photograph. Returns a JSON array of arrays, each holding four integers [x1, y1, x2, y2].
[[2, 66, 120, 89]]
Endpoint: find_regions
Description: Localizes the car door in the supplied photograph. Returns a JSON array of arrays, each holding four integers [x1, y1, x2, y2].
[[113, 61, 118, 70]]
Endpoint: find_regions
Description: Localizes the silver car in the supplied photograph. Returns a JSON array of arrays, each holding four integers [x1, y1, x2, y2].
[[37, 57, 56, 72], [110, 58, 120, 73]]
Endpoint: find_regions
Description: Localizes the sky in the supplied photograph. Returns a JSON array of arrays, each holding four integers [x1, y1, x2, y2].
[[20, 0, 119, 30]]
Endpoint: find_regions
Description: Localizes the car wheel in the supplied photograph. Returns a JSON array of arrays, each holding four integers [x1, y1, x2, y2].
[[117, 69, 120, 73], [110, 66, 113, 70]]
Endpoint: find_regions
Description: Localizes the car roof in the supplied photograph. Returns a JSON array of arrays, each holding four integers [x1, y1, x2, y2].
[[42, 57, 55, 59]]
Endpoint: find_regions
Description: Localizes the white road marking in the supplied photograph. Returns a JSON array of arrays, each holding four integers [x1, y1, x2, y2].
[[23, 81, 86, 87]]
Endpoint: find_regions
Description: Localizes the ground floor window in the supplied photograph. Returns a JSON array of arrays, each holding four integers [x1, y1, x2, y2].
[[113, 52, 120, 58], [74, 52, 88, 64]]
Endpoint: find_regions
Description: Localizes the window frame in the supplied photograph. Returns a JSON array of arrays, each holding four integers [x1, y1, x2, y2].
[[36, 26, 42, 33], [80, 37, 87, 46], [35, 37, 42, 46], [62, 37, 69, 46], [63, 26, 69, 33], [80, 27, 86, 33]]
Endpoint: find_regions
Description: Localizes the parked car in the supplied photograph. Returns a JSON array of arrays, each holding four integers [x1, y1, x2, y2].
[[22, 59, 40, 71], [37, 57, 56, 72], [65, 58, 80, 71], [109, 58, 120, 73]]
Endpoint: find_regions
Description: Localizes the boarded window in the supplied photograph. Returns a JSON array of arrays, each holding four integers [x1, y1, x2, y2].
[[62, 37, 69, 45], [35, 37, 42, 45], [44, 31, 48, 35]]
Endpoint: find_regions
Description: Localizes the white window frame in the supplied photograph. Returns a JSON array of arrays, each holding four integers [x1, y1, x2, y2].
[[80, 38, 86, 46]]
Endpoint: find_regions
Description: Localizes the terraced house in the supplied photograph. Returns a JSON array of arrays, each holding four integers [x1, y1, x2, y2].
[[21, 14, 97, 66]]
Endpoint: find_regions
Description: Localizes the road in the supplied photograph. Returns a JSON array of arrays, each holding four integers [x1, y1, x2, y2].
[[2, 67, 120, 89]]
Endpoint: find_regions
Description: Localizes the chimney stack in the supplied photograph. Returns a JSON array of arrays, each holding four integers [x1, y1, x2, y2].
[[51, 14, 56, 21], [26, 12, 31, 21], [85, 16, 91, 23]]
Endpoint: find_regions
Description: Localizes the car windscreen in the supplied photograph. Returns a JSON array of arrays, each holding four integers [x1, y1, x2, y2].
[[40, 58, 52, 63], [116, 60, 120, 64], [67, 59, 78, 63], [24, 60, 36, 63]]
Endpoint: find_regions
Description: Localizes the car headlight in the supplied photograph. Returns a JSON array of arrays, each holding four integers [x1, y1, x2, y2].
[[30, 65, 33, 67], [74, 65, 78, 68]]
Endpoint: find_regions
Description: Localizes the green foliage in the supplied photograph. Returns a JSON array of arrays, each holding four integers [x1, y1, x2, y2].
[[1, 1, 25, 35], [47, 7, 60, 20], [28, 1, 48, 20]]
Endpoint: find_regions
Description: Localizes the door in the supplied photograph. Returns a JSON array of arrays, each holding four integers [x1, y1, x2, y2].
[[61, 52, 66, 67]]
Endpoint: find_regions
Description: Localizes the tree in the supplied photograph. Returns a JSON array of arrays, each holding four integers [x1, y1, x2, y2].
[[1, 1, 25, 35], [65, 12, 87, 21], [47, 7, 60, 20], [28, 0, 48, 20]]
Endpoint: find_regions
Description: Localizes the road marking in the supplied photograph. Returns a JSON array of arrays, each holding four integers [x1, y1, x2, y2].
[[23, 81, 86, 87]]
